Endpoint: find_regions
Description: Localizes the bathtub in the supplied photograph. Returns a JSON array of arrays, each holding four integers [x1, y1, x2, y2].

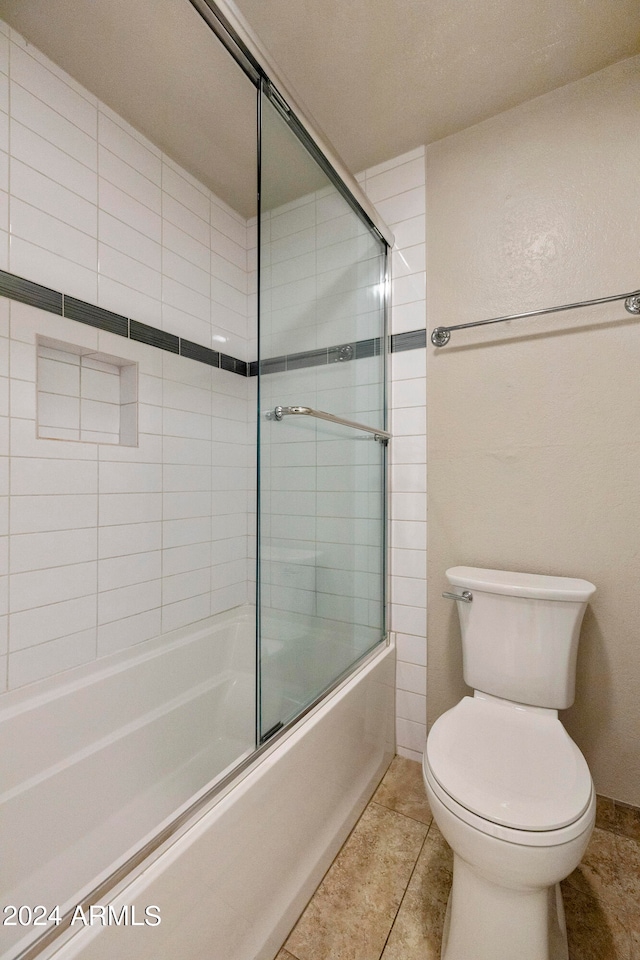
[[0, 606, 395, 960]]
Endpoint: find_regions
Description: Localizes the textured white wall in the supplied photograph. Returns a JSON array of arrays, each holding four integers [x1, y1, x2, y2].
[[426, 56, 640, 805]]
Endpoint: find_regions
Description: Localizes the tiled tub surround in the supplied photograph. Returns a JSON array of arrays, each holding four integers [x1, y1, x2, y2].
[[361, 149, 427, 762], [0, 272, 424, 695], [0, 13, 427, 757], [0, 296, 253, 691], [0, 16, 258, 691]]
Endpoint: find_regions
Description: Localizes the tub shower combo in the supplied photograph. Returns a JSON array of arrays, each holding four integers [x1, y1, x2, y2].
[[0, 2, 395, 958]]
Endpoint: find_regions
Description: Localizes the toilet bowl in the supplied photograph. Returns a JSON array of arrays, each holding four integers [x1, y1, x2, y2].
[[423, 566, 596, 960], [424, 694, 595, 960]]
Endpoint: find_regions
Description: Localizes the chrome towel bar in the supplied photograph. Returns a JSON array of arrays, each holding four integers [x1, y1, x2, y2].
[[431, 287, 640, 347], [266, 405, 391, 443]]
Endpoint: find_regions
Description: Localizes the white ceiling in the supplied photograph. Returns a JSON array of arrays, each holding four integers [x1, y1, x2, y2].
[[233, 0, 640, 175], [1, 0, 639, 216]]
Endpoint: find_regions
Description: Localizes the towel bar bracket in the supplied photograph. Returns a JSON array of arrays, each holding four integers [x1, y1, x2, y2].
[[431, 287, 640, 347]]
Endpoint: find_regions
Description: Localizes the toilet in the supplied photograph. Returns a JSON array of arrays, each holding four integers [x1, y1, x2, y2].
[[423, 566, 596, 960]]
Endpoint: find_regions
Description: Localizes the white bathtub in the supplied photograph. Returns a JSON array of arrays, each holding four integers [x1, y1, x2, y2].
[[0, 607, 395, 960], [0, 607, 255, 960]]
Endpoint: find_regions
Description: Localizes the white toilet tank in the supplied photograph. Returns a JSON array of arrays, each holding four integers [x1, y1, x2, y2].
[[446, 566, 596, 709]]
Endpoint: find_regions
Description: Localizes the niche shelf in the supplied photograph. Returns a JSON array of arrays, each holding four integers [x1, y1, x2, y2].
[[36, 336, 138, 446]]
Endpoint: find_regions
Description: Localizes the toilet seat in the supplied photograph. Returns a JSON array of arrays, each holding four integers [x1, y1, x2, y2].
[[425, 696, 593, 844]]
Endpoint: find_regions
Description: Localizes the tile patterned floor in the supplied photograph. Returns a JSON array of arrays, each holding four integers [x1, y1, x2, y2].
[[275, 756, 640, 960]]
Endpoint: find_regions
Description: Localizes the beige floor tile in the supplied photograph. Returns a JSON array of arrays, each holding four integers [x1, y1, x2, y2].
[[380, 884, 447, 960], [629, 912, 640, 960], [565, 827, 620, 898], [380, 823, 452, 960], [615, 804, 640, 844], [411, 823, 453, 905], [616, 835, 640, 902], [277, 758, 639, 960], [616, 836, 640, 960], [563, 826, 634, 959], [284, 802, 428, 960], [562, 879, 632, 960], [372, 755, 432, 825]]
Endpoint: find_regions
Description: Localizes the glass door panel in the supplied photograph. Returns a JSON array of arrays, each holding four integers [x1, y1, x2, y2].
[[258, 87, 388, 741]]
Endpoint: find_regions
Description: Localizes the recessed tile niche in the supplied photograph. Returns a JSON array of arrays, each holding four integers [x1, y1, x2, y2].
[[36, 336, 138, 446]]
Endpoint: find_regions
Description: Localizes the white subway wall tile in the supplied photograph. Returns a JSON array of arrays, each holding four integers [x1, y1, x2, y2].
[[11, 457, 97, 496], [162, 163, 209, 221], [9, 595, 96, 651], [98, 211, 161, 272], [10, 494, 97, 533], [97, 579, 161, 625], [11, 120, 97, 203], [162, 193, 209, 247], [98, 242, 162, 299], [164, 220, 209, 273], [210, 199, 246, 249], [11, 82, 96, 169], [99, 146, 161, 213], [10, 528, 97, 573], [97, 608, 161, 658], [374, 185, 426, 226], [99, 492, 162, 526], [11, 198, 97, 269], [10, 43, 97, 135], [10, 159, 97, 235], [10, 560, 97, 612], [97, 276, 161, 327], [8, 628, 96, 689], [98, 521, 162, 559], [161, 592, 210, 634], [396, 660, 427, 696], [98, 112, 161, 183], [99, 178, 161, 242], [10, 237, 97, 303], [210, 225, 246, 272], [396, 717, 427, 754], [396, 689, 427, 724], [99, 103, 161, 157], [98, 551, 162, 591]]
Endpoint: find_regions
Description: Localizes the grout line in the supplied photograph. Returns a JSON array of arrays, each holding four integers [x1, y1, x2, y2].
[[378, 826, 430, 960]]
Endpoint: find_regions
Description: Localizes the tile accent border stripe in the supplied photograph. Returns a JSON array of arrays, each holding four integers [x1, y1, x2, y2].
[[0, 269, 425, 378], [252, 330, 425, 375], [0, 268, 244, 375]]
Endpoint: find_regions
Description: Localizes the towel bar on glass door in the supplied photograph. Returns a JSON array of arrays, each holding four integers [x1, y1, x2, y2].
[[265, 405, 391, 444]]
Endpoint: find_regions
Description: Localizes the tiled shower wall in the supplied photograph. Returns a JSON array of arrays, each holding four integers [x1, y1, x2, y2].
[[360, 149, 427, 760], [0, 14, 427, 755], [0, 20, 254, 691]]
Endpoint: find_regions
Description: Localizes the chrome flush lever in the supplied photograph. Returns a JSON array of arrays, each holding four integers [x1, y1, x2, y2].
[[442, 590, 473, 603]]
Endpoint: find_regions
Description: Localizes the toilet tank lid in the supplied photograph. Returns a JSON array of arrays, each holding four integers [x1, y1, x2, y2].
[[446, 566, 596, 601]]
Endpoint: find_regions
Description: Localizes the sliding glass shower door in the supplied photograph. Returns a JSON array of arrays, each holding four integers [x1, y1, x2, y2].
[[258, 85, 388, 741]]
